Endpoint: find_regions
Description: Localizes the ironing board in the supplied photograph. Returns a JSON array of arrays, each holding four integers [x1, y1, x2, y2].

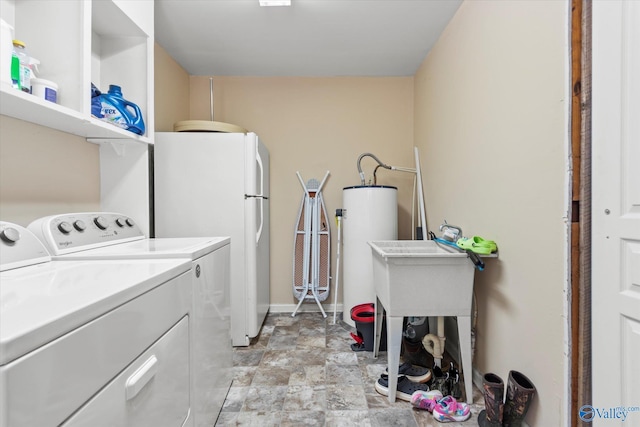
[[292, 171, 331, 317]]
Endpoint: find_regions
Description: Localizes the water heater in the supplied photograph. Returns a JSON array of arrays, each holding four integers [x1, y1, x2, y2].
[[342, 185, 397, 327]]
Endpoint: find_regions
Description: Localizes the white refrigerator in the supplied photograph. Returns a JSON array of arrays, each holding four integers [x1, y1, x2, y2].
[[154, 132, 270, 347]]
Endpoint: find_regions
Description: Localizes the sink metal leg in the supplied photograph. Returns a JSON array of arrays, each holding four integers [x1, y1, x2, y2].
[[457, 315, 473, 404], [385, 316, 404, 403]]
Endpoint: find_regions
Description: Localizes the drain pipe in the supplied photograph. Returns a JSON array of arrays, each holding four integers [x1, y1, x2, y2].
[[422, 312, 446, 368], [422, 333, 444, 366]]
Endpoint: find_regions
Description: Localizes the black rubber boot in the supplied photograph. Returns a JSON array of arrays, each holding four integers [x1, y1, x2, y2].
[[400, 336, 433, 368], [477, 373, 504, 427], [503, 371, 536, 427]]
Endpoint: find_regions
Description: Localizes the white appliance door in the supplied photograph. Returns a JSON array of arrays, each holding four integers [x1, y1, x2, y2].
[[154, 132, 246, 239], [244, 134, 270, 339]]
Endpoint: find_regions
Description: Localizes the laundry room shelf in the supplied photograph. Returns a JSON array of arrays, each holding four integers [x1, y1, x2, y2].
[[1, 0, 153, 145], [0, 85, 151, 144]]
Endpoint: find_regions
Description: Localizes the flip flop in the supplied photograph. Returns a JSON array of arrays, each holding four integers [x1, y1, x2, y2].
[[375, 374, 430, 402], [456, 236, 497, 254], [432, 395, 471, 423], [385, 362, 432, 383]]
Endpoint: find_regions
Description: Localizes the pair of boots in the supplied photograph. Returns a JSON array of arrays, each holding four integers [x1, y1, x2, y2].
[[478, 371, 536, 427]]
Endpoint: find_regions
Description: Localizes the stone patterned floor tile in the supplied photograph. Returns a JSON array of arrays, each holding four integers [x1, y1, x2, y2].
[[251, 366, 292, 386], [280, 410, 326, 427], [242, 385, 288, 411], [326, 384, 369, 410], [282, 385, 327, 412], [216, 312, 484, 426]]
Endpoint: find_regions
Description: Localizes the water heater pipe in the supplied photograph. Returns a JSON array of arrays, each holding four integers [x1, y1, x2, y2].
[[413, 147, 428, 241], [209, 78, 214, 121], [356, 152, 392, 185]]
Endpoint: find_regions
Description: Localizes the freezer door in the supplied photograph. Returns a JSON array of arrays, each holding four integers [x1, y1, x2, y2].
[[245, 133, 270, 198]]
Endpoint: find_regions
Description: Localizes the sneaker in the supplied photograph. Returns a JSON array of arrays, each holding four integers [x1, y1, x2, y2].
[[386, 361, 432, 383], [410, 389, 444, 412], [375, 374, 430, 402], [432, 395, 471, 423], [446, 362, 462, 399], [429, 368, 451, 397], [430, 363, 462, 400]]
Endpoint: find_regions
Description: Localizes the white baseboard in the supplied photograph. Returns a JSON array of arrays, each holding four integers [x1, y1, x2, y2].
[[269, 303, 344, 316], [473, 367, 484, 391]]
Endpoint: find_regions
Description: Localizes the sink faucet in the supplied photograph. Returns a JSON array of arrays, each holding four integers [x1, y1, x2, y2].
[[439, 220, 462, 242]]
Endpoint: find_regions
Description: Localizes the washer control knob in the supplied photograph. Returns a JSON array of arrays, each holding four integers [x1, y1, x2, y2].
[[0, 227, 20, 243], [73, 220, 87, 232], [116, 217, 127, 227], [57, 221, 73, 234], [93, 216, 108, 230], [125, 218, 135, 227]]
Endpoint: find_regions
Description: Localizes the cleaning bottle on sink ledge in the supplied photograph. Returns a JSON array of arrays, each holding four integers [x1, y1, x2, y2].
[[98, 84, 145, 135]]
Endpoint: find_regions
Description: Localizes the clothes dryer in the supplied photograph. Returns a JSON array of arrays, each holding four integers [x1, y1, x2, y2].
[[28, 212, 232, 427], [0, 222, 192, 427]]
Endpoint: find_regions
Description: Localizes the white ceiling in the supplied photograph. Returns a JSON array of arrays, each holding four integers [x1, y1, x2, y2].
[[154, 0, 463, 77]]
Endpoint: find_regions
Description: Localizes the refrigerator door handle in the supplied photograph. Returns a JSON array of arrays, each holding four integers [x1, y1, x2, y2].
[[256, 149, 265, 197], [254, 141, 266, 245], [256, 197, 264, 245]]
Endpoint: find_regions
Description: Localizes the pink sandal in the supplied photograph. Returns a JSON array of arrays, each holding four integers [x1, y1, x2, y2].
[[411, 390, 444, 412], [432, 395, 471, 423]]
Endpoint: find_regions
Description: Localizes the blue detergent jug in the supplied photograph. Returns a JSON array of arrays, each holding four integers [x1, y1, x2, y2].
[[98, 85, 145, 135]]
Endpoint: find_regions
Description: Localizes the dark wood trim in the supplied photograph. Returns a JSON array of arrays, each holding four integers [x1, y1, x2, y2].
[[570, 1, 582, 426], [571, 1, 592, 426]]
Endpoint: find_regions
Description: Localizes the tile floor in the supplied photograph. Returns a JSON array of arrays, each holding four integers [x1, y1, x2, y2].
[[215, 312, 484, 426]]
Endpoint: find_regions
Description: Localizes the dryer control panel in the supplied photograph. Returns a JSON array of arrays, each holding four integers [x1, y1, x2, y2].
[[0, 222, 51, 271], [28, 213, 145, 255]]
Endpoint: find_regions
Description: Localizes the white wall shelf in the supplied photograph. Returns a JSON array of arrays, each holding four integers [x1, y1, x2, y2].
[[1, 0, 154, 234], [1, 0, 153, 146], [0, 85, 151, 143]]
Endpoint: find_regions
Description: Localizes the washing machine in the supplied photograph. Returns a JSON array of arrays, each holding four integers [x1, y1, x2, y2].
[[0, 222, 192, 427], [27, 212, 232, 427]]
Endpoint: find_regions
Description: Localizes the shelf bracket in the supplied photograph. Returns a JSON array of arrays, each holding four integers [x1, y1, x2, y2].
[[87, 138, 127, 157], [107, 141, 127, 157]]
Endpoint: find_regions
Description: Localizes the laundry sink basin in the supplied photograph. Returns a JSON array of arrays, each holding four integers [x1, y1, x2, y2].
[[368, 240, 476, 316]]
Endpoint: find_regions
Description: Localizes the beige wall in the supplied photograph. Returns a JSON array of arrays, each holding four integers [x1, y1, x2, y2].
[[414, 1, 569, 426], [189, 76, 416, 305], [0, 116, 100, 226], [154, 42, 191, 132], [153, 54, 417, 305]]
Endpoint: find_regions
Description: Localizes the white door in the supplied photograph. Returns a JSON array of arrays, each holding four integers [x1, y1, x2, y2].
[[591, 1, 640, 425]]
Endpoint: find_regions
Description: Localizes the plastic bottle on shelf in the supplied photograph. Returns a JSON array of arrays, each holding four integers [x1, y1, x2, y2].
[[91, 83, 103, 118], [12, 40, 31, 92], [98, 84, 146, 135], [1, 18, 13, 87], [10, 45, 20, 90]]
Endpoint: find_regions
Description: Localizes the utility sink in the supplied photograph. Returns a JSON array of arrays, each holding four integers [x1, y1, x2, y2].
[[368, 239, 478, 404], [368, 240, 476, 316]]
